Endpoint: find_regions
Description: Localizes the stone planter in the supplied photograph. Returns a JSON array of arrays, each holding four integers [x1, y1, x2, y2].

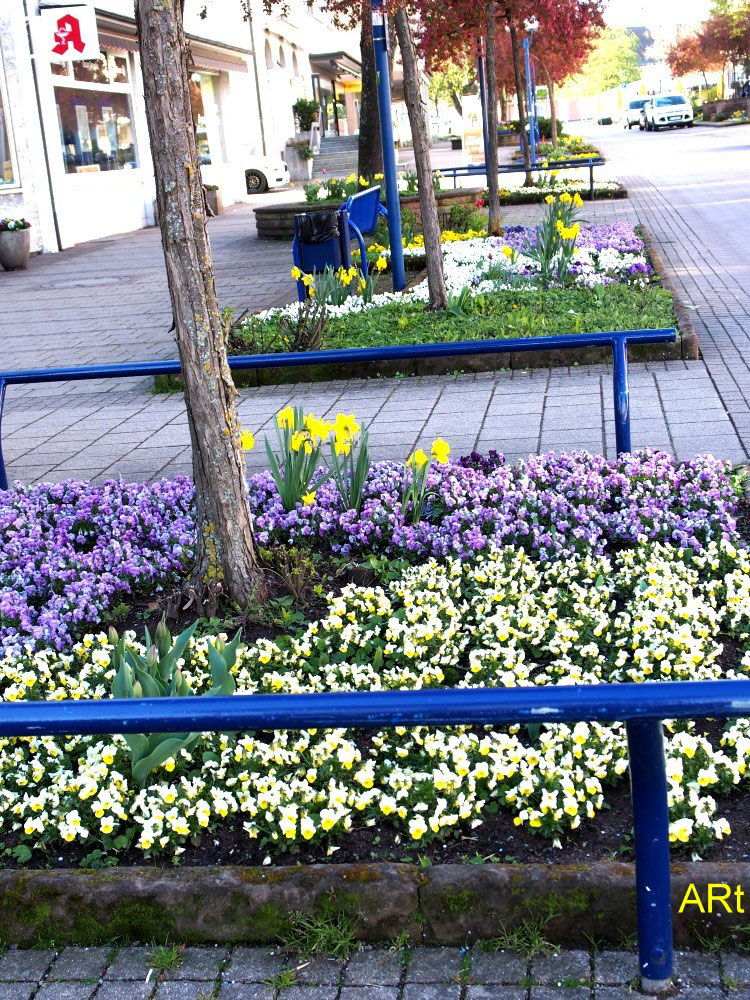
[[205, 188, 224, 216], [284, 143, 315, 183], [0, 228, 31, 271]]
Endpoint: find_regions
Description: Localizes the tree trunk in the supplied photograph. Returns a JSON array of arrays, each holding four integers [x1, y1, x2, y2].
[[484, 3, 501, 237], [543, 63, 558, 149], [393, 9, 447, 310], [507, 18, 533, 186], [500, 86, 508, 123], [449, 87, 463, 117], [135, 0, 265, 611], [358, 20, 383, 178]]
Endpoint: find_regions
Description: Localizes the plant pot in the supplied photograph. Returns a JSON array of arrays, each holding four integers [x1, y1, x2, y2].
[[451, 138, 462, 150], [205, 188, 224, 216], [0, 228, 31, 271]]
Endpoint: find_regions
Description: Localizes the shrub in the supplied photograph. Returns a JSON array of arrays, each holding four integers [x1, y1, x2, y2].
[[293, 97, 319, 132]]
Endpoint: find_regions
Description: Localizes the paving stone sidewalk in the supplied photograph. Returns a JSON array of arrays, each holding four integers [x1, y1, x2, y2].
[[0, 944, 745, 999]]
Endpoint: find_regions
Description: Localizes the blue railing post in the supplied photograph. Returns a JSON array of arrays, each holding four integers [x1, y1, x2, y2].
[[370, 0, 405, 292], [612, 335, 631, 455], [626, 719, 674, 994], [0, 379, 7, 492]]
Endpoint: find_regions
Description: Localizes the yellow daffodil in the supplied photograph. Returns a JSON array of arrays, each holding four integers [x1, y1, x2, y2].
[[359, 175, 368, 186], [302, 491, 316, 506], [334, 434, 352, 457], [431, 438, 450, 464], [335, 413, 360, 438], [573, 193, 584, 207], [304, 414, 333, 444], [501, 246, 513, 259], [374, 257, 388, 273], [545, 195, 555, 204], [240, 430, 255, 451], [374, 172, 384, 180], [407, 448, 429, 469], [346, 172, 356, 184], [559, 192, 572, 204], [290, 265, 302, 280], [277, 406, 295, 431], [290, 430, 313, 454]]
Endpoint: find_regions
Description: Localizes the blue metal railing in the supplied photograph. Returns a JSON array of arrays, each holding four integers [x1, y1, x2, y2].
[[437, 157, 606, 199], [0, 328, 675, 490], [4, 677, 750, 994]]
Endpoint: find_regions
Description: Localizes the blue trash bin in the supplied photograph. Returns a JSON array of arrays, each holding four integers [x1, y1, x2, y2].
[[292, 208, 352, 301]]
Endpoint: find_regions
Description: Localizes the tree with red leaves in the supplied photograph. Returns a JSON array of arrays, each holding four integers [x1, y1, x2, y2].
[[666, 31, 722, 87]]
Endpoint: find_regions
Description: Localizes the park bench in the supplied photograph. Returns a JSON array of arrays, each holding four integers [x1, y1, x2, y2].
[[3, 672, 748, 994], [0, 327, 675, 490], [437, 157, 606, 200]]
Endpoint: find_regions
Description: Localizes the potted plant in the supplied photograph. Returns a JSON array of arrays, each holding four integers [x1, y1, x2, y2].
[[204, 184, 223, 216], [293, 97, 319, 136], [0, 217, 31, 271], [285, 139, 315, 180]]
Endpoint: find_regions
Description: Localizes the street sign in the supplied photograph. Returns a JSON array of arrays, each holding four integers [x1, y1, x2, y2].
[[40, 5, 100, 62]]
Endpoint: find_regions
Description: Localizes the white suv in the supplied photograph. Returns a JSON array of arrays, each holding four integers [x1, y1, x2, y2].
[[624, 98, 648, 128], [641, 95, 694, 131]]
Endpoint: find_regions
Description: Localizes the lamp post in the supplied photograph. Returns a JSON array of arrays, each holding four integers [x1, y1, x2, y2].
[[522, 18, 539, 166], [476, 37, 490, 167], [370, 0, 406, 292]]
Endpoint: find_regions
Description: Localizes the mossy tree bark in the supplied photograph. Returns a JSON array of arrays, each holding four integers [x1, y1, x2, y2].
[[393, 8, 447, 310], [484, 4, 501, 236], [135, 0, 265, 610]]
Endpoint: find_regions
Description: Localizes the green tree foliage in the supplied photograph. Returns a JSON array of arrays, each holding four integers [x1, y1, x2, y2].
[[575, 27, 640, 95], [427, 59, 475, 116]]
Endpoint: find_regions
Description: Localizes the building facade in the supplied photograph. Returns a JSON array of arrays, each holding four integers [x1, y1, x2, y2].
[[0, 0, 358, 254]]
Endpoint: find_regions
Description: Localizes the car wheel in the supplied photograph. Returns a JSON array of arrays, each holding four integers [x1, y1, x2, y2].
[[688, 121, 694, 128], [245, 169, 268, 194]]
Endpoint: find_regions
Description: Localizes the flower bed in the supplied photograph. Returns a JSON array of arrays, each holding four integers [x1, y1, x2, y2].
[[0, 447, 749, 866], [218, 220, 691, 385]]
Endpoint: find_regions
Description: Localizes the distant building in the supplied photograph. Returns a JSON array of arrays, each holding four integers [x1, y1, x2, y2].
[[0, 0, 359, 254]]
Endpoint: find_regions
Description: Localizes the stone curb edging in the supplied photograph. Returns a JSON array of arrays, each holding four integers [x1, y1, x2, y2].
[[640, 227, 700, 361], [0, 862, 744, 947]]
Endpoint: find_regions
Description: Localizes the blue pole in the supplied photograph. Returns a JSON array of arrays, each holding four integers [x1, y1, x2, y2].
[[370, 0, 405, 292], [612, 334, 631, 454], [476, 41, 490, 167], [523, 35, 536, 165], [626, 720, 674, 994]]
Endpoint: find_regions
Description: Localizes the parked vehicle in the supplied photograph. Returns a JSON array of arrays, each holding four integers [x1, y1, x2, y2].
[[624, 98, 648, 129], [640, 95, 694, 131], [244, 156, 291, 194]]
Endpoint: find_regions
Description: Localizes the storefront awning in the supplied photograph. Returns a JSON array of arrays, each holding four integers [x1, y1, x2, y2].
[[190, 46, 249, 74], [98, 32, 139, 54]]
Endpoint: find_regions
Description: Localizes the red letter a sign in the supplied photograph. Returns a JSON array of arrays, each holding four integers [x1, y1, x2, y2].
[[52, 15, 86, 56]]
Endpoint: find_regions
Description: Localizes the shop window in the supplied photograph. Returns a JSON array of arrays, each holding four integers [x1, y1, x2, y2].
[[52, 49, 138, 174], [0, 49, 18, 188], [189, 72, 223, 166]]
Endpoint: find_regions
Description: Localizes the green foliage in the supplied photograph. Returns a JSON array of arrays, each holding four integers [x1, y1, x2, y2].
[[576, 28, 641, 95], [427, 60, 475, 115], [447, 203, 487, 234], [281, 905, 361, 960], [325, 422, 372, 514], [252, 285, 677, 356], [110, 619, 239, 786], [292, 97, 319, 132], [147, 943, 184, 973]]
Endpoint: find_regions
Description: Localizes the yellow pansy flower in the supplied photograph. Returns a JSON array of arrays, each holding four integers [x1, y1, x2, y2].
[[374, 257, 388, 273], [302, 491, 316, 506]]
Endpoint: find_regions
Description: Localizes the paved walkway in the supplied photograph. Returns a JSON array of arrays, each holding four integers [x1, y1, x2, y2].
[[0, 944, 743, 999], [1, 127, 750, 483]]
